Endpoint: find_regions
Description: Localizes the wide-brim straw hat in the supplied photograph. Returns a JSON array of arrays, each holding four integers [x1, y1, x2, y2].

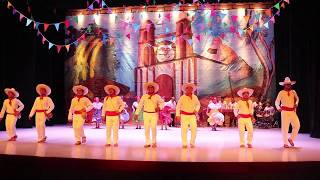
[[143, 82, 159, 92], [279, 77, 296, 86], [72, 85, 89, 95], [4, 88, 19, 98], [104, 85, 120, 95], [182, 83, 197, 92], [237, 87, 254, 97], [36, 84, 51, 96]]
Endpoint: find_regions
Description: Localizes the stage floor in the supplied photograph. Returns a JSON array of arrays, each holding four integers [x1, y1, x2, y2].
[[1, 125, 320, 162]]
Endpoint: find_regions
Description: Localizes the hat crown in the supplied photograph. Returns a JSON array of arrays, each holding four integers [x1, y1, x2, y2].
[[284, 77, 291, 82]]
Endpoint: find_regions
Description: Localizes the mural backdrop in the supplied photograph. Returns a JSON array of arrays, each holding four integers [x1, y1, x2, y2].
[[65, 7, 275, 108]]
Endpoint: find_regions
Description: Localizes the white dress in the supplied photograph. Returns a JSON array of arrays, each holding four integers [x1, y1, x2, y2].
[[207, 102, 224, 126]]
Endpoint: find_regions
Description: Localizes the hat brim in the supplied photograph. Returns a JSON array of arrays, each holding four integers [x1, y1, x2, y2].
[[237, 88, 254, 97], [143, 82, 159, 93], [36, 84, 51, 96], [182, 83, 197, 92], [104, 85, 120, 95], [279, 81, 296, 86], [4, 88, 19, 98], [72, 85, 89, 95]]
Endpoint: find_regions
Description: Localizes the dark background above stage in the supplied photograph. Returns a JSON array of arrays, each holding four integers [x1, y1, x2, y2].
[[1, 0, 320, 138]]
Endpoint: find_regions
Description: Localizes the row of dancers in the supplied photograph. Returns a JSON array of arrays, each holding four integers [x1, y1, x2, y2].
[[0, 77, 300, 148]]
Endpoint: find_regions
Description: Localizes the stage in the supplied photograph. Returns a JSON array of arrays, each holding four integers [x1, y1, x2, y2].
[[1, 125, 320, 162], [1, 125, 320, 178]]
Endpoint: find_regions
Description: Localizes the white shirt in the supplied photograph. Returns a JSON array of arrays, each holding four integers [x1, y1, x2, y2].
[[233, 99, 254, 117], [275, 90, 299, 111], [208, 102, 221, 113], [135, 94, 164, 114], [29, 97, 55, 117], [0, 98, 24, 118], [165, 100, 176, 109], [92, 102, 103, 110], [68, 96, 93, 120], [176, 94, 200, 116], [102, 96, 125, 115]]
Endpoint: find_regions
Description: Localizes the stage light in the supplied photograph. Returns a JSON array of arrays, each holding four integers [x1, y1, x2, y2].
[[94, 13, 101, 25], [77, 14, 84, 26], [237, 8, 246, 17]]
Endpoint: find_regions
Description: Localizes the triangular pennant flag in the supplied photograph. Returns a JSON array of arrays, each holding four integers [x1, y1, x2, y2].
[[26, 19, 32, 26], [35, 22, 40, 29], [126, 33, 130, 39], [48, 42, 54, 49], [102, 0, 107, 8], [107, 7, 112, 13], [274, 3, 280, 10], [36, 30, 41, 36], [19, 13, 25, 22], [238, 28, 243, 35], [171, 36, 176, 42], [7, 1, 12, 9], [64, 20, 70, 28], [281, 2, 286, 9], [12, 8, 17, 15], [42, 36, 46, 44], [88, 4, 94, 10], [187, 39, 193, 45], [255, 13, 260, 20], [43, 24, 49, 32], [223, 22, 228, 28], [65, 44, 70, 52], [195, 34, 200, 41], [33, 22, 37, 29], [133, 23, 140, 32], [56, 45, 62, 53], [220, 12, 227, 19], [231, 15, 238, 22], [54, 23, 60, 31], [74, 16, 78, 24], [165, 27, 170, 34], [193, 0, 199, 3], [165, 13, 171, 20], [264, 22, 269, 29], [270, 16, 275, 23], [243, 15, 250, 22], [276, 10, 280, 16], [230, 26, 235, 33], [284, 0, 290, 4], [211, 10, 216, 17]]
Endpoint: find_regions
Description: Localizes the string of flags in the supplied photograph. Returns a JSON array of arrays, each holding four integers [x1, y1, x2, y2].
[[1, 0, 290, 53]]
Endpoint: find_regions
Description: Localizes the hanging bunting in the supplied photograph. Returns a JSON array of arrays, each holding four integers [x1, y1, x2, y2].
[[126, 33, 131, 40], [48, 42, 54, 49], [274, 3, 280, 10], [264, 22, 269, 29], [56, 45, 62, 53], [65, 44, 70, 52], [43, 24, 49, 32], [54, 23, 60, 31], [26, 18, 32, 26]]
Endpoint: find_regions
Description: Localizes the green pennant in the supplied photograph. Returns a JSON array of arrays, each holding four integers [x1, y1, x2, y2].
[[74, 16, 78, 24], [274, 3, 280, 10]]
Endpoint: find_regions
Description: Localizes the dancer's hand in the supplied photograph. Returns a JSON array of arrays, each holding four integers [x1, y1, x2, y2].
[[175, 116, 181, 121], [28, 116, 32, 121]]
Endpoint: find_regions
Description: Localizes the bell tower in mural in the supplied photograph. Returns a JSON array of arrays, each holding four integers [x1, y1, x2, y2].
[[136, 18, 196, 100]]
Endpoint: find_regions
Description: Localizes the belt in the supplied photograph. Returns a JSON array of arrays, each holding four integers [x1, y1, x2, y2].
[[7, 113, 16, 116], [144, 111, 157, 113], [281, 106, 295, 111], [238, 114, 252, 118], [180, 111, 195, 115], [74, 111, 84, 114], [36, 110, 46, 113], [105, 111, 120, 116]]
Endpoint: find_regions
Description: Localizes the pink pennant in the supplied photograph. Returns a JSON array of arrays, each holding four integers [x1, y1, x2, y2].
[[42, 36, 46, 44], [230, 26, 235, 33], [36, 30, 41, 36], [56, 45, 62, 53], [270, 16, 275, 23], [210, 10, 216, 17], [64, 20, 70, 28], [195, 34, 201, 41], [284, 0, 290, 4], [19, 13, 24, 22], [281, 2, 286, 9], [126, 33, 131, 40], [33, 23, 37, 29], [44, 24, 49, 31], [165, 13, 171, 20], [231, 15, 238, 22], [276, 10, 280, 16]]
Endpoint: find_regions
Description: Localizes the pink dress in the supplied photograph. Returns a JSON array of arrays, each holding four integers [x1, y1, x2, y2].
[[160, 106, 172, 124]]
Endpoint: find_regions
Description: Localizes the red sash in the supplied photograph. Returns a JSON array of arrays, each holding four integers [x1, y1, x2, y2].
[[238, 114, 252, 118], [36, 110, 46, 113], [105, 111, 120, 116], [181, 111, 195, 115], [74, 111, 84, 114], [281, 106, 295, 111]]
